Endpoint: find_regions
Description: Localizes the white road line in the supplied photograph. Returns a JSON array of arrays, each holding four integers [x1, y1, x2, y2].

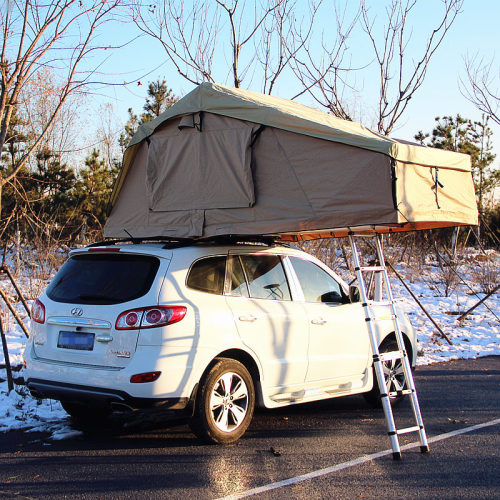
[[217, 417, 500, 500]]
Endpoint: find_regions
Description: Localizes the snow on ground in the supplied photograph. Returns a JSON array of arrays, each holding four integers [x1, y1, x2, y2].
[[0, 246, 498, 440]]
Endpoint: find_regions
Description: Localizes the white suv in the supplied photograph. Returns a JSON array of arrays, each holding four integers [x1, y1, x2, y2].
[[24, 241, 416, 444]]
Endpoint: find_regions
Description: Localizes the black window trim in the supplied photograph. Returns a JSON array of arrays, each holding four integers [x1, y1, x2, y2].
[[185, 254, 228, 295], [224, 254, 250, 298]]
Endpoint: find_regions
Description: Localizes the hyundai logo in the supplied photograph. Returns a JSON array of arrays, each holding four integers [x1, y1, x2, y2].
[[71, 307, 83, 317]]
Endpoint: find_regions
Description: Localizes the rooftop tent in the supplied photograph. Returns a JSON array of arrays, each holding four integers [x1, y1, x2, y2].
[[104, 82, 478, 241]]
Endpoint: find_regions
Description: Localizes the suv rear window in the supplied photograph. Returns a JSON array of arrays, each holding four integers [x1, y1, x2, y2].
[[46, 253, 160, 305]]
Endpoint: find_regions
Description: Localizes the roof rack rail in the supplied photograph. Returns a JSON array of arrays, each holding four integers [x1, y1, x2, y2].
[[87, 234, 282, 249], [200, 235, 279, 246], [86, 236, 195, 248]]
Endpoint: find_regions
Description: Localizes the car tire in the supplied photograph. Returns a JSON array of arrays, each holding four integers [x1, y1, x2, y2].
[[61, 401, 112, 423], [363, 338, 410, 408], [189, 358, 255, 444]]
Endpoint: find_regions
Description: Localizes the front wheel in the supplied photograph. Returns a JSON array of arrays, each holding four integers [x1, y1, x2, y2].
[[364, 339, 410, 408], [189, 358, 255, 444]]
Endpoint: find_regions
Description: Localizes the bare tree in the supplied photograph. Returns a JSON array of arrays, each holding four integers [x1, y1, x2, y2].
[[288, 0, 359, 120], [360, 0, 463, 135], [131, 0, 462, 133], [461, 54, 500, 126], [131, 0, 218, 86], [21, 67, 83, 165], [0, 0, 125, 220], [96, 103, 122, 169], [131, 0, 313, 94], [288, 1, 463, 130]]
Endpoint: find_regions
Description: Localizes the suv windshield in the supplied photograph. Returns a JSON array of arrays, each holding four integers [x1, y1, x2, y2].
[[46, 253, 160, 305]]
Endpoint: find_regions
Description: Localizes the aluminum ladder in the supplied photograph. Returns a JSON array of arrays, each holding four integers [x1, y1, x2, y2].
[[348, 233, 430, 460]]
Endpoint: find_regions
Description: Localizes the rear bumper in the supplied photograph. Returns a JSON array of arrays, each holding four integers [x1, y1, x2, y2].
[[26, 378, 190, 411]]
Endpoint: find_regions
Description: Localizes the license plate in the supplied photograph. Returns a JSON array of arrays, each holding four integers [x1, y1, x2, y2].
[[57, 331, 95, 351]]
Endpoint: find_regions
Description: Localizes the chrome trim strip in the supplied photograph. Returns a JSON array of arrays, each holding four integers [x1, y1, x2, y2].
[[47, 317, 112, 329], [33, 355, 122, 371]]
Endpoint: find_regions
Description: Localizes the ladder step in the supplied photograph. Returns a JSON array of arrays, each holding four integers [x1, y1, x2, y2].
[[364, 300, 394, 307], [388, 389, 414, 397], [356, 265, 386, 272], [377, 350, 405, 362], [396, 426, 422, 435], [366, 314, 398, 323]]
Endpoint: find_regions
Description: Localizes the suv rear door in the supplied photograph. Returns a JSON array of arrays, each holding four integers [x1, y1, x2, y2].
[[225, 252, 309, 391]]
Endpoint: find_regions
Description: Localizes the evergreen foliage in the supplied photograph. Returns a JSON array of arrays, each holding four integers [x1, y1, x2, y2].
[[72, 149, 119, 239], [119, 80, 178, 151]]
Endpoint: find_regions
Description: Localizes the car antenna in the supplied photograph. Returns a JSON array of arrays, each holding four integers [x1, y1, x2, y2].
[[123, 229, 140, 244]]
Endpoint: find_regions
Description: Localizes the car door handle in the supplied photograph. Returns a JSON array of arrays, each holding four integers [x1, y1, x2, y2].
[[311, 317, 327, 325], [239, 315, 258, 322]]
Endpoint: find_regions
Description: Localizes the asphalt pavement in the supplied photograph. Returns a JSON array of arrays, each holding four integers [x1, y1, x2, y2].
[[0, 356, 498, 499]]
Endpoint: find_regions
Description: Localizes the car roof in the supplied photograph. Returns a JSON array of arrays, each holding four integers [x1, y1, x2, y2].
[[69, 241, 349, 289], [71, 241, 302, 258]]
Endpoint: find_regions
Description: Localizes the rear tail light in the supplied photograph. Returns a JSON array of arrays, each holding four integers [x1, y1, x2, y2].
[[115, 305, 186, 330], [32, 299, 45, 324], [130, 371, 161, 383]]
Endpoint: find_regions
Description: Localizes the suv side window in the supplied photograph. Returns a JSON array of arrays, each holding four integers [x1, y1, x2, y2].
[[187, 256, 226, 295], [290, 257, 344, 303], [240, 255, 291, 301]]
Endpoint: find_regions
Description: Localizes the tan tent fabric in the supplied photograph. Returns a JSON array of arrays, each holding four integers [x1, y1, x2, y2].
[[105, 83, 478, 241], [126, 83, 471, 169]]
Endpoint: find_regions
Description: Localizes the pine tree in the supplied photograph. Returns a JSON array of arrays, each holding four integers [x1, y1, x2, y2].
[[31, 146, 76, 223], [142, 80, 178, 120], [73, 149, 118, 235], [118, 108, 140, 153], [118, 79, 178, 151], [469, 117, 498, 215]]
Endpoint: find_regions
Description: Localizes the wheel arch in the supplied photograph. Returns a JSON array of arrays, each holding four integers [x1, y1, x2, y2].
[[215, 348, 261, 382], [380, 331, 415, 367], [197, 348, 263, 407]]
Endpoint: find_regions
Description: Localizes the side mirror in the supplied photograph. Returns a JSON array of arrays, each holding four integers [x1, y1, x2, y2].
[[349, 284, 361, 303], [320, 291, 343, 303]]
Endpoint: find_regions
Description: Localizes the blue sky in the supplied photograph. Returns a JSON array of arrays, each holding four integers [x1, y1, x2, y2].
[[90, 0, 500, 157]]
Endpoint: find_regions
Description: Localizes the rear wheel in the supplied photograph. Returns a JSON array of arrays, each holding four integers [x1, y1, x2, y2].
[[189, 358, 255, 444], [364, 339, 410, 408], [61, 401, 112, 423]]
